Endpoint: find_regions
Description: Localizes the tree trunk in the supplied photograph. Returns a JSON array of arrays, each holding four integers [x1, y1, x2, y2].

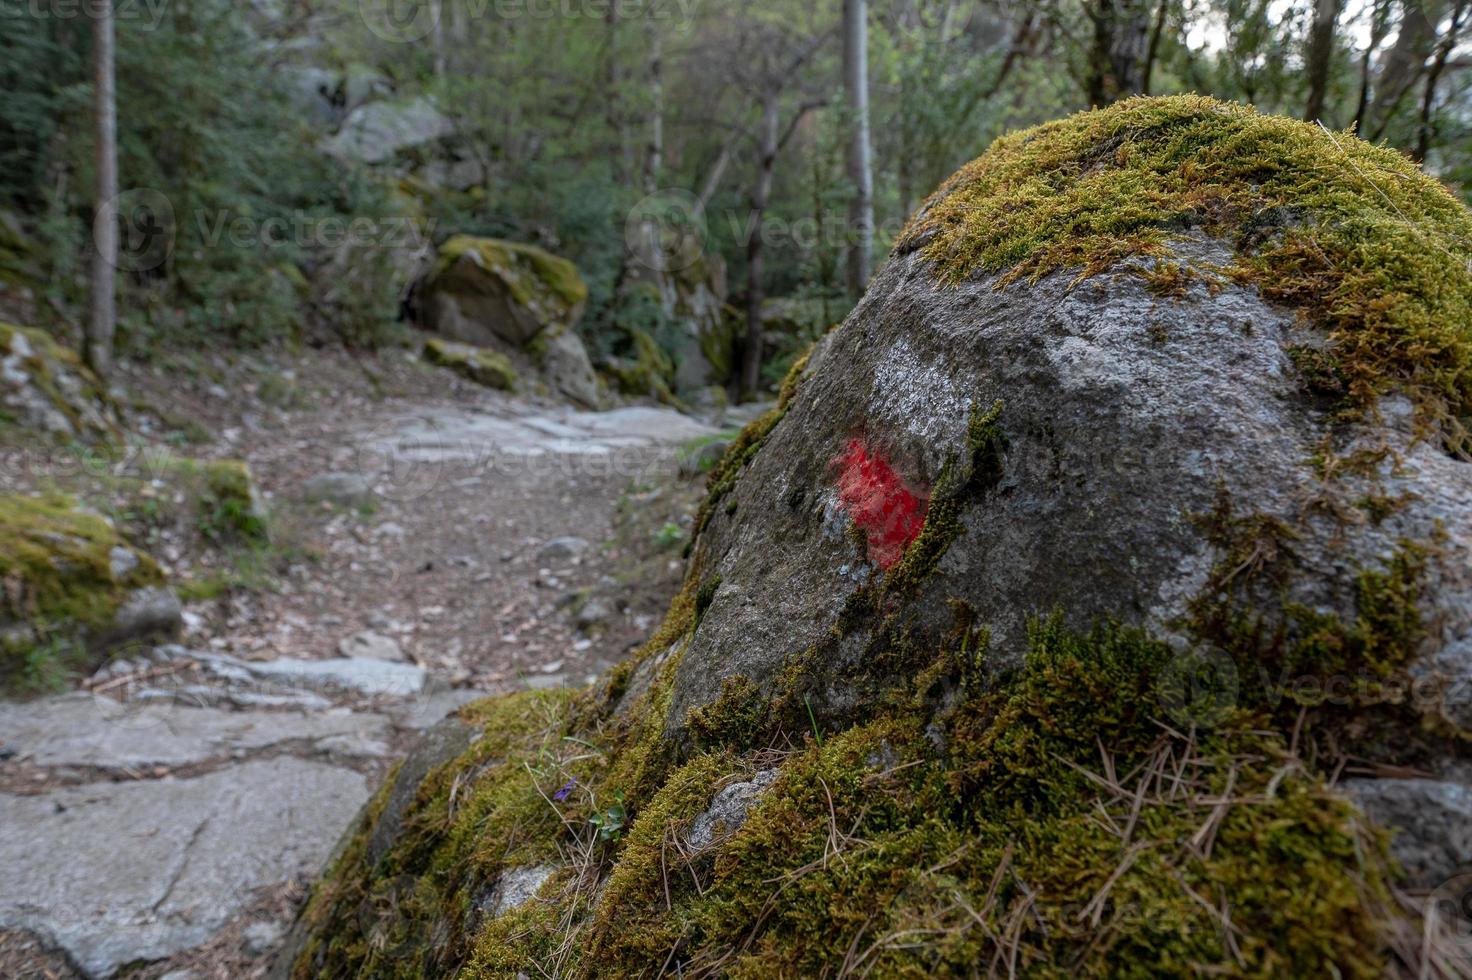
[[1365, 0, 1444, 140], [741, 95, 780, 398], [1141, 0, 1169, 94], [1304, 0, 1342, 121], [1413, 0, 1469, 160], [643, 21, 664, 193], [1087, 0, 1151, 105], [1353, 0, 1392, 132], [844, 0, 874, 299], [87, 0, 118, 378]]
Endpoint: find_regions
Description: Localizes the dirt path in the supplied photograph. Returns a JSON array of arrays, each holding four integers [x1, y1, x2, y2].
[[0, 365, 748, 979]]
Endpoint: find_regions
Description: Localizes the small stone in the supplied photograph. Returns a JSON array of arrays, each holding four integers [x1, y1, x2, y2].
[[242, 919, 285, 956], [108, 545, 140, 580], [301, 472, 375, 507], [536, 536, 590, 564], [337, 631, 405, 662]]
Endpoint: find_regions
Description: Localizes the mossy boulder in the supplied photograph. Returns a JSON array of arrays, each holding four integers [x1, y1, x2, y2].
[[0, 494, 179, 691], [424, 235, 588, 348], [424, 337, 518, 391], [617, 244, 737, 393], [0, 322, 122, 445], [274, 98, 1472, 978], [422, 236, 600, 405]]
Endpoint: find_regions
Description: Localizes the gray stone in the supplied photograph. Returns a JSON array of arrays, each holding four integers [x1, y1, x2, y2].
[[0, 694, 391, 770], [107, 546, 140, 580], [190, 651, 426, 699], [301, 472, 374, 507], [482, 865, 555, 918], [665, 235, 1472, 743], [0, 324, 119, 445], [322, 97, 453, 164], [337, 630, 405, 662], [574, 596, 616, 632], [0, 758, 367, 978], [537, 326, 602, 408], [1346, 778, 1472, 886], [537, 536, 590, 564], [103, 587, 182, 646], [390, 688, 483, 731], [242, 918, 286, 957], [688, 770, 778, 849]]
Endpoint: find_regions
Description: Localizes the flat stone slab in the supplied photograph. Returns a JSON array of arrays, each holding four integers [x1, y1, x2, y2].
[[360, 404, 719, 466], [189, 650, 427, 699], [0, 757, 367, 977], [0, 694, 390, 770]]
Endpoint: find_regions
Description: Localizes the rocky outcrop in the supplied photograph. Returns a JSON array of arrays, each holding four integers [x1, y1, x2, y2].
[[617, 245, 737, 394], [322, 97, 454, 165], [0, 494, 180, 689], [421, 236, 601, 406], [0, 323, 121, 446], [275, 98, 1472, 978]]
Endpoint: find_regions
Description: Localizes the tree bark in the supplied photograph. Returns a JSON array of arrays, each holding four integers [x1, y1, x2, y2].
[[844, 0, 874, 299], [1086, 0, 1151, 105], [741, 94, 780, 398], [1304, 0, 1343, 121], [1365, 0, 1444, 141], [87, 0, 118, 377], [643, 20, 664, 193], [1413, 0, 1469, 160]]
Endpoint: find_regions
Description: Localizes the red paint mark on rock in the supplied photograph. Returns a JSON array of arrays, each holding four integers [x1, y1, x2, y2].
[[833, 440, 927, 570]]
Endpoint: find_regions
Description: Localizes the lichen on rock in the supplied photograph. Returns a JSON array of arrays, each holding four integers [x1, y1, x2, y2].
[[0, 494, 175, 691], [0, 322, 122, 446], [274, 98, 1472, 978], [424, 337, 518, 391]]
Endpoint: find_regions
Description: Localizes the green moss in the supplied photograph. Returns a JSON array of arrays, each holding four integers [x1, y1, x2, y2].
[[886, 399, 1007, 595], [0, 493, 162, 689], [0, 322, 121, 446], [433, 235, 588, 313], [423, 337, 518, 391], [902, 95, 1472, 449], [604, 326, 677, 404]]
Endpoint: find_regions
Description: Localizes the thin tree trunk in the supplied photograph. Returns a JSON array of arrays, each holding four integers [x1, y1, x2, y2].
[[1304, 0, 1342, 121], [1141, 0, 1168, 94], [643, 21, 663, 193], [87, 0, 117, 377], [1353, 0, 1391, 132], [1086, 0, 1150, 105], [431, 0, 446, 79], [1366, 0, 1443, 141], [1413, 0, 1469, 160], [844, 0, 873, 299], [742, 94, 780, 398]]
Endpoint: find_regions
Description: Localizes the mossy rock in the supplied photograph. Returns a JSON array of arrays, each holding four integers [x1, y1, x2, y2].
[[424, 337, 518, 392], [0, 494, 175, 692], [0, 322, 122, 446], [424, 235, 588, 349], [275, 99, 1472, 978], [157, 456, 271, 544]]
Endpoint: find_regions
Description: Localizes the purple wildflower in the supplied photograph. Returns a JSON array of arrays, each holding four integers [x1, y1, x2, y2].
[[553, 779, 576, 802]]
